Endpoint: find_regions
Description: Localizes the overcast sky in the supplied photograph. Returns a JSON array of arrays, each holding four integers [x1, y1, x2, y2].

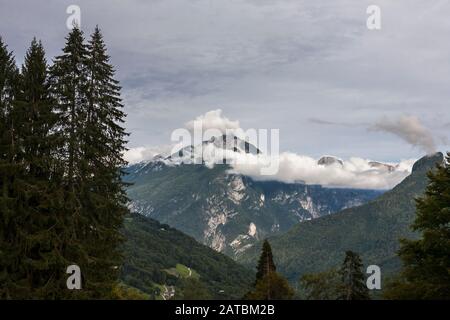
[[1, 0, 449, 162]]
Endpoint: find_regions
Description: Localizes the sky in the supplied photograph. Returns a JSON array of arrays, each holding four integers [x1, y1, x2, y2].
[[1, 0, 449, 164]]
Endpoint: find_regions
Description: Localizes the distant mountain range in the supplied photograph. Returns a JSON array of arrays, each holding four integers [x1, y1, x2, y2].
[[124, 135, 388, 256], [237, 152, 444, 284]]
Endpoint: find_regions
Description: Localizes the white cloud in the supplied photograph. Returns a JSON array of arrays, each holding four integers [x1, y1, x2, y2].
[[142, 110, 417, 189], [123, 145, 173, 164], [185, 109, 240, 134], [228, 152, 415, 190]]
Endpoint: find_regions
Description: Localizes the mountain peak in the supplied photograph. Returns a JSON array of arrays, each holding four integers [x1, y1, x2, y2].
[[317, 155, 344, 166], [412, 152, 444, 173]]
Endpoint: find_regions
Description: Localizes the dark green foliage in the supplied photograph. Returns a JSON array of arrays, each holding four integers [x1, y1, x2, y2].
[[1, 38, 69, 299], [0, 36, 22, 299], [299, 269, 341, 300], [339, 251, 370, 300], [0, 27, 129, 299], [255, 240, 276, 283], [121, 213, 254, 299], [245, 272, 294, 300], [299, 252, 370, 300], [245, 240, 293, 300], [384, 152, 450, 299], [174, 278, 212, 300], [47, 26, 129, 298], [238, 153, 444, 288]]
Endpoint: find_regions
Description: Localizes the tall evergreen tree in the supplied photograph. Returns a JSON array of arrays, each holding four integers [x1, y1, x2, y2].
[[245, 240, 294, 300], [1, 27, 129, 299], [80, 26, 129, 297], [1, 37, 70, 299], [255, 239, 276, 283], [49, 26, 89, 183], [14, 39, 66, 298], [339, 251, 370, 300], [385, 153, 450, 299], [49, 27, 92, 298], [49, 26, 129, 298], [0, 36, 20, 299]]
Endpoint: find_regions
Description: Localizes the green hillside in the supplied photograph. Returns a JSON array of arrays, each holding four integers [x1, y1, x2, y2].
[[238, 153, 444, 286], [121, 213, 254, 299]]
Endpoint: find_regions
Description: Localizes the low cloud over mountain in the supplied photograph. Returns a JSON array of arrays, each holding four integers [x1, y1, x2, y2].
[[125, 110, 416, 190]]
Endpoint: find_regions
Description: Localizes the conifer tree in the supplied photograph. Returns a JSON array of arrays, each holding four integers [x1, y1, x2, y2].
[[50, 26, 129, 297], [14, 38, 67, 298], [246, 272, 294, 300], [0, 36, 20, 299], [385, 153, 450, 299], [48, 27, 91, 298], [245, 240, 294, 300], [80, 26, 129, 297], [49, 26, 89, 183], [339, 251, 370, 300], [255, 239, 276, 283], [1, 27, 129, 299]]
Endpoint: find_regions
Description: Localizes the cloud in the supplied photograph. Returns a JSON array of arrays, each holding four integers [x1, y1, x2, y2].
[[185, 109, 240, 133], [123, 145, 173, 164], [308, 118, 339, 126], [145, 110, 417, 190], [371, 115, 436, 154], [2, 0, 450, 160], [228, 152, 415, 190]]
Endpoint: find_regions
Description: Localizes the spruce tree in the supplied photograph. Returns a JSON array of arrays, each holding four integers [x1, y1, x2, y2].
[[49, 27, 91, 298], [385, 153, 450, 299], [246, 272, 294, 300], [339, 251, 370, 300], [0, 36, 20, 299], [14, 39, 67, 298], [246, 240, 294, 300], [255, 239, 276, 283], [80, 26, 129, 297]]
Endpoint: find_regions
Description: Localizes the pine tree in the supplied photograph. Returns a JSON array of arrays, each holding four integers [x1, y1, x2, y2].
[[384, 153, 450, 299], [1, 27, 129, 298], [0, 36, 20, 299], [14, 38, 67, 298], [246, 272, 295, 300], [245, 240, 294, 300], [255, 239, 276, 283], [48, 27, 91, 298], [48, 26, 129, 298], [80, 26, 129, 297], [49, 26, 89, 183], [1, 37, 72, 299], [299, 269, 342, 300], [339, 251, 370, 300]]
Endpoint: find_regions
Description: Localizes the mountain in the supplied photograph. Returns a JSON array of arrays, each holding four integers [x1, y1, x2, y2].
[[124, 145, 383, 256], [237, 152, 444, 284], [166, 134, 261, 165], [121, 213, 253, 299]]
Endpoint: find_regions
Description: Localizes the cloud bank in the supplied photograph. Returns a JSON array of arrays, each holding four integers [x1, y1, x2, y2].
[[227, 152, 415, 190], [125, 110, 417, 190]]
